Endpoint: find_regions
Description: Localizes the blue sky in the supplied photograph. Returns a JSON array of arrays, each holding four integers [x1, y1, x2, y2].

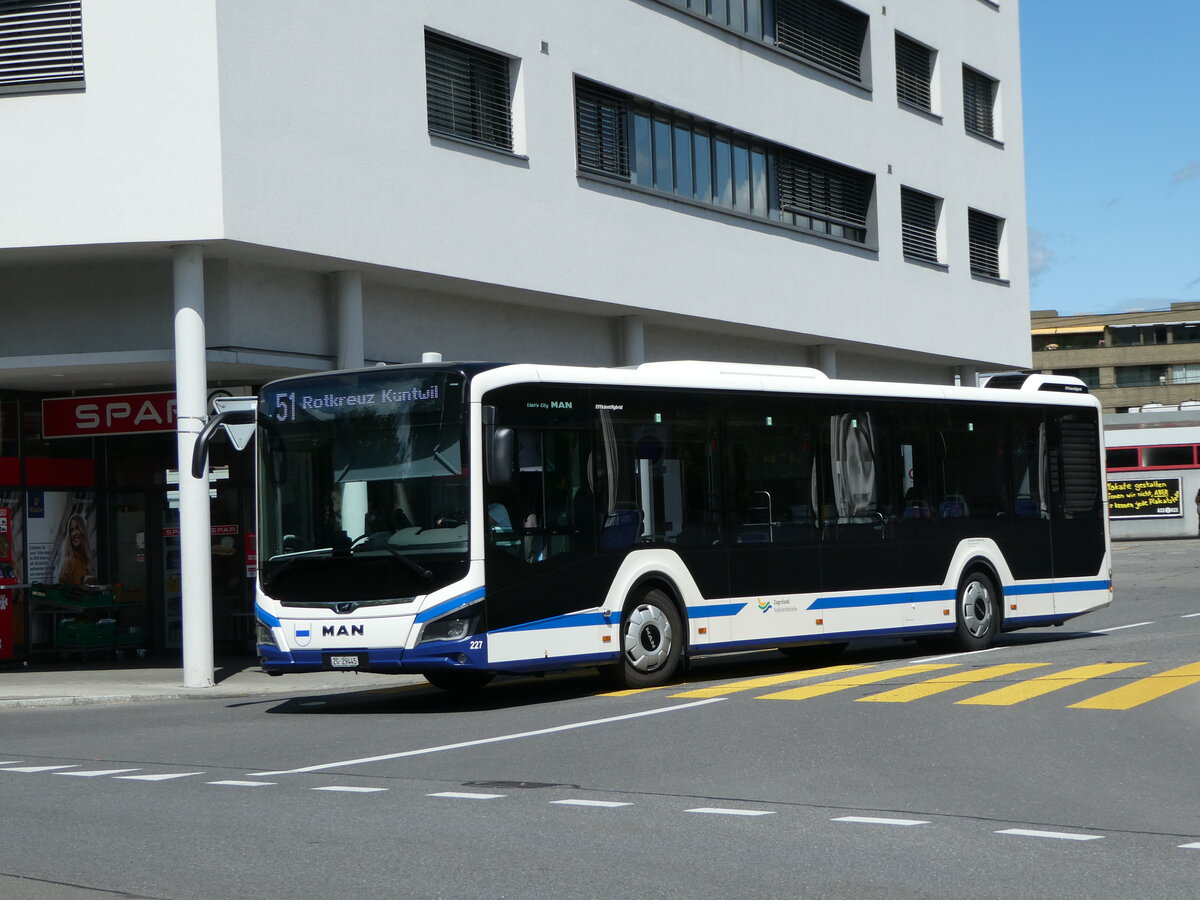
[[1020, 1, 1200, 315]]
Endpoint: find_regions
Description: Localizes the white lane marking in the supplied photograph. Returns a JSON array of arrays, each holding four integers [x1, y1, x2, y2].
[[1181, 613, 1200, 619], [1092, 621, 1153, 633], [248, 697, 725, 777], [117, 772, 206, 781], [996, 828, 1103, 841], [687, 807, 775, 817], [56, 769, 142, 777], [1179, 841, 1200, 849], [428, 791, 505, 800], [833, 816, 930, 827], [552, 799, 633, 808], [0, 761, 25, 766], [1, 764, 80, 773], [915, 647, 999, 664], [208, 780, 276, 787], [313, 786, 388, 793]]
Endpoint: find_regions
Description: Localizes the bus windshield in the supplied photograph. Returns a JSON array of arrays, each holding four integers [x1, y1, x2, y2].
[[257, 369, 470, 607]]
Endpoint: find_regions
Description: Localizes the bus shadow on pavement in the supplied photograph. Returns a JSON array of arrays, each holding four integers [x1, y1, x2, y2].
[[256, 628, 1105, 715]]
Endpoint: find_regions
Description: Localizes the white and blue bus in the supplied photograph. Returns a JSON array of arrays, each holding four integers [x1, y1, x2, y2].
[[243, 360, 1111, 690]]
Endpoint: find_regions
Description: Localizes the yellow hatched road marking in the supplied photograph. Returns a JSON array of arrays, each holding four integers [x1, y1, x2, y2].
[[856, 663, 1051, 704], [756, 663, 958, 700], [670, 665, 873, 699], [597, 686, 673, 698], [1069, 662, 1200, 710], [956, 662, 1146, 706]]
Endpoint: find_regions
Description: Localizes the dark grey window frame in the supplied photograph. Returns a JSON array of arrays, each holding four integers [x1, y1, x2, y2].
[[967, 208, 1004, 280], [900, 187, 941, 265], [0, 0, 84, 96], [650, 0, 871, 90], [962, 64, 997, 139], [573, 77, 875, 248], [894, 32, 934, 113], [425, 30, 515, 154]]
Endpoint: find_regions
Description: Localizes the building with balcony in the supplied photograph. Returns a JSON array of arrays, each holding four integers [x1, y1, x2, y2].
[[0, 0, 1030, 659], [1031, 303, 1200, 413]]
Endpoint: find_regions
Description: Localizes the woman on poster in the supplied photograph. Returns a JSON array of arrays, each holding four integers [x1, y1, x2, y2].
[[57, 513, 96, 585]]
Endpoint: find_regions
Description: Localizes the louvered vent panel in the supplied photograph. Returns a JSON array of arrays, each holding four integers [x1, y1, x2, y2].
[[0, 0, 83, 92], [425, 31, 512, 152]]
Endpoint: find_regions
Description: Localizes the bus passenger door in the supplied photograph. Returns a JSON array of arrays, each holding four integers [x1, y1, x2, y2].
[[724, 396, 820, 637], [482, 386, 608, 633], [814, 401, 905, 632]]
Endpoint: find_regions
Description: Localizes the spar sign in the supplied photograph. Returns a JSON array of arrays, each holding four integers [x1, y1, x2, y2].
[[43, 392, 177, 438]]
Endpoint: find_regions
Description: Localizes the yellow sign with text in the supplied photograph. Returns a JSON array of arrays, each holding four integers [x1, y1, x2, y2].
[[1106, 477, 1182, 519]]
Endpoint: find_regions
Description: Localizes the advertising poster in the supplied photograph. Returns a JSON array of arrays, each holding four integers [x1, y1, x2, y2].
[[1107, 477, 1183, 519], [27, 491, 98, 584]]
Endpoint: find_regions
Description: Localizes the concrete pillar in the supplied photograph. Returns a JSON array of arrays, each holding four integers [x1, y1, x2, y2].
[[335, 270, 365, 369], [620, 316, 645, 367], [817, 344, 838, 378], [173, 245, 214, 689], [334, 270, 368, 537], [958, 365, 979, 387]]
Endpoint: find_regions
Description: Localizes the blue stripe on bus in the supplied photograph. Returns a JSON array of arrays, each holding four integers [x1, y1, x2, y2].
[[492, 611, 611, 633], [807, 589, 955, 610], [414, 586, 486, 624], [687, 602, 748, 618], [255, 603, 281, 628], [1005, 579, 1109, 596]]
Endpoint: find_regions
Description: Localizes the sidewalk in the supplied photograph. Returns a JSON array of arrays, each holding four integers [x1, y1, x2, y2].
[[0, 657, 425, 709]]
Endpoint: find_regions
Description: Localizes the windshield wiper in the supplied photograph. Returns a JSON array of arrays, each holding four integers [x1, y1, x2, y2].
[[384, 545, 433, 582]]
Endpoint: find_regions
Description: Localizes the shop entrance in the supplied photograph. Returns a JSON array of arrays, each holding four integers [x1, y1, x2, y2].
[[160, 485, 255, 655]]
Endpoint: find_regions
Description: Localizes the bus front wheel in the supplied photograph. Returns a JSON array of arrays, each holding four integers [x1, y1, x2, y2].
[[606, 588, 684, 689], [953, 570, 999, 651]]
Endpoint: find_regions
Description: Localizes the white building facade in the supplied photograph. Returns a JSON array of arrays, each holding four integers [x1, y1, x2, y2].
[[0, 0, 1030, 663]]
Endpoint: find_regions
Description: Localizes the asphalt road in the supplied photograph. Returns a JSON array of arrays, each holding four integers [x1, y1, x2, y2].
[[1, 539, 1198, 899]]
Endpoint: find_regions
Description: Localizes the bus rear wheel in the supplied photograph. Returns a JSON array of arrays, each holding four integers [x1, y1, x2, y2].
[[606, 588, 684, 689], [424, 670, 495, 693], [953, 570, 999, 651]]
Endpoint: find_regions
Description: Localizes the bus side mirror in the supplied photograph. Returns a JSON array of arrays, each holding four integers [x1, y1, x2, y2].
[[488, 426, 515, 488], [190, 408, 256, 479]]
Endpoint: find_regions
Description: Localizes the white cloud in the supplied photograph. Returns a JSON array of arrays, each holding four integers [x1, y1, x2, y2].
[[1170, 161, 1200, 187], [1027, 228, 1054, 283]]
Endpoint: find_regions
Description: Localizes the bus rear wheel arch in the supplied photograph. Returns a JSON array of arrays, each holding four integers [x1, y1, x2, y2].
[[953, 567, 1001, 651], [602, 585, 686, 689]]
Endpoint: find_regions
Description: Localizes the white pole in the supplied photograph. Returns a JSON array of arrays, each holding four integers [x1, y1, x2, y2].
[[334, 271, 368, 539], [173, 244, 214, 689], [817, 344, 838, 379], [620, 316, 645, 366], [335, 270, 365, 369]]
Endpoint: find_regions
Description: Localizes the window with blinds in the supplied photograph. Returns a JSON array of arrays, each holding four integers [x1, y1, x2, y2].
[[775, 0, 868, 82], [0, 0, 84, 95], [573, 77, 873, 245], [895, 33, 932, 112], [777, 149, 871, 243], [425, 31, 513, 153], [900, 188, 939, 263], [968, 209, 1003, 279], [575, 81, 629, 179], [962, 65, 996, 138]]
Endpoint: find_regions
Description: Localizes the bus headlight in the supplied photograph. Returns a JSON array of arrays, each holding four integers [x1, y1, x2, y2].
[[256, 621, 278, 649], [419, 608, 481, 644]]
